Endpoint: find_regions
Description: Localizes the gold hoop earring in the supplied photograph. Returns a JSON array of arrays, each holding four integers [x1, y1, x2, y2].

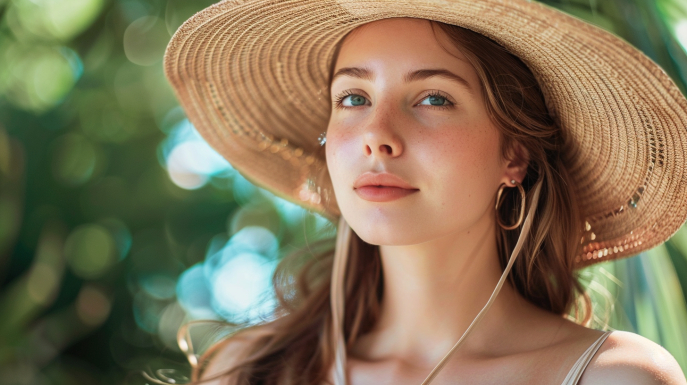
[[495, 180, 526, 230]]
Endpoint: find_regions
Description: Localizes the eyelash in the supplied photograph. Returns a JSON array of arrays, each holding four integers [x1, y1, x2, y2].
[[332, 89, 456, 111]]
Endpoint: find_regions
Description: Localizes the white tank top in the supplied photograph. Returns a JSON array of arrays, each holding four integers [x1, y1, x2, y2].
[[324, 330, 613, 384], [560, 330, 613, 385]]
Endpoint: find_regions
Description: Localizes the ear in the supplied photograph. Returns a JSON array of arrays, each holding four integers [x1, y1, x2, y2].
[[501, 142, 529, 186]]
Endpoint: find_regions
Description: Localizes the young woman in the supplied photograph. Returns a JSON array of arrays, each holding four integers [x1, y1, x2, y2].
[[162, 0, 687, 384]]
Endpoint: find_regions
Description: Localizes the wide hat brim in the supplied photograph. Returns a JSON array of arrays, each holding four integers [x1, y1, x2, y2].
[[163, 0, 687, 268]]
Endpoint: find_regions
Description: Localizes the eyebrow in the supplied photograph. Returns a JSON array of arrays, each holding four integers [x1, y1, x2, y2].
[[331, 67, 474, 95]]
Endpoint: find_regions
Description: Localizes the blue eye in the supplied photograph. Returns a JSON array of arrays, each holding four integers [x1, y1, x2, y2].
[[420, 92, 453, 108], [342, 94, 367, 107], [420, 95, 448, 106], [333, 90, 368, 109], [332, 90, 455, 110]]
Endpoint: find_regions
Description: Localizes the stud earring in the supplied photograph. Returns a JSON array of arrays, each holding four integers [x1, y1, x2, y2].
[[318, 131, 327, 146]]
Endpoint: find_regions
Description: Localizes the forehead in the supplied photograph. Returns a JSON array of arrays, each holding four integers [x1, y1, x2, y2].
[[334, 17, 471, 71]]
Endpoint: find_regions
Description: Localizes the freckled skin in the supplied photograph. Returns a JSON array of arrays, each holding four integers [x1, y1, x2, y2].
[[326, 18, 514, 245]]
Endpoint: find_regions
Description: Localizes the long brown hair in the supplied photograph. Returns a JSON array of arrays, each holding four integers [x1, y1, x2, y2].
[[186, 19, 590, 385]]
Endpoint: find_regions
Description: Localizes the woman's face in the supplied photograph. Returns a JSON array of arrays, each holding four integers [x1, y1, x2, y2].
[[326, 17, 520, 245]]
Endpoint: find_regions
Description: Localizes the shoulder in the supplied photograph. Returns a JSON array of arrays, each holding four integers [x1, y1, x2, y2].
[[195, 332, 257, 384], [579, 330, 686, 385]]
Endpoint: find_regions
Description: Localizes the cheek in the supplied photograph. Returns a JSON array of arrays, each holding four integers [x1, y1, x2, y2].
[[324, 128, 350, 189], [424, 124, 501, 172], [418, 124, 503, 206]]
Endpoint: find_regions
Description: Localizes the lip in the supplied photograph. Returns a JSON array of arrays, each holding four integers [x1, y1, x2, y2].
[[353, 172, 419, 202]]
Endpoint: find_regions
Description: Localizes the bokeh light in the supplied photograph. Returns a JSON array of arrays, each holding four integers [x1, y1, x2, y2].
[[133, 290, 169, 334], [97, 217, 132, 261], [677, 20, 687, 53], [5, 0, 105, 42], [203, 226, 279, 322], [26, 262, 60, 305], [139, 273, 177, 300], [210, 251, 277, 322], [157, 302, 186, 351], [50, 133, 100, 186], [229, 203, 283, 239], [76, 284, 111, 327], [0, 42, 83, 112], [174, 226, 282, 324], [160, 119, 233, 190], [123, 16, 171, 66], [176, 264, 215, 320], [64, 224, 117, 279]]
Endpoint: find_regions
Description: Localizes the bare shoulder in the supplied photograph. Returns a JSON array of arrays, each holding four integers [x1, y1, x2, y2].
[[195, 332, 257, 384], [579, 330, 686, 385]]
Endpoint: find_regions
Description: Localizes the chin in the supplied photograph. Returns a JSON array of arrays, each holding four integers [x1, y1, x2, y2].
[[356, 230, 419, 246], [347, 214, 429, 246]]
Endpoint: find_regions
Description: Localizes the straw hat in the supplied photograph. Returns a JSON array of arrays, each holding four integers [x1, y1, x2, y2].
[[163, 0, 687, 268]]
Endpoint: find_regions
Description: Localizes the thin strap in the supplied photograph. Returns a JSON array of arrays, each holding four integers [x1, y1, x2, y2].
[[330, 215, 352, 385], [419, 180, 543, 384], [560, 331, 613, 385], [329, 181, 543, 385]]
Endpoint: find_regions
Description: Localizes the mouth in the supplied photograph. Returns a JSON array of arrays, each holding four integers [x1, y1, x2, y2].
[[354, 185, 420, 202], [352, 172, 419, 202]]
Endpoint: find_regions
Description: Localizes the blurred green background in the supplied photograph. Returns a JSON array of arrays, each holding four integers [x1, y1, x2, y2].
[[0, 0, 686, 384]]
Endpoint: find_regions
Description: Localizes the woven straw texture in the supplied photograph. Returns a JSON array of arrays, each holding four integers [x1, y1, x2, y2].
[[163, 0, 687, 268]]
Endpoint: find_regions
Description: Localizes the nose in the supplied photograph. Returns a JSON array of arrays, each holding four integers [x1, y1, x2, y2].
[[362, 108, 404, 158]]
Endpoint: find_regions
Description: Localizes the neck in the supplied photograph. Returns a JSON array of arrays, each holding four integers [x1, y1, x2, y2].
[[350, 213, 533, 366]]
